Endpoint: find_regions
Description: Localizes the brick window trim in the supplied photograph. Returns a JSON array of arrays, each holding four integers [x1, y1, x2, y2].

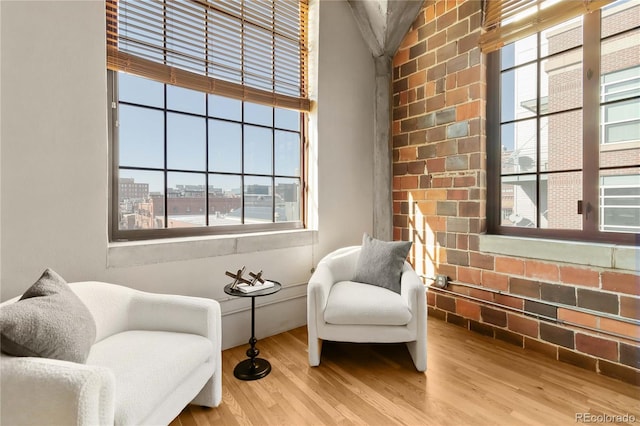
[[479, 234, 638, 273]]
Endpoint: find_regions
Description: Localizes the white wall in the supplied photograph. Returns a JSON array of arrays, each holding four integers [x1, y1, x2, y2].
[[0, 1, 3, 290], [315, 0, 375, 254], [0, 0, 374, 349]]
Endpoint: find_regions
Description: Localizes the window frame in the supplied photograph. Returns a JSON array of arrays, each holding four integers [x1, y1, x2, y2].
[[487, 6, 639, 245], [601, 67, 640, 145], [106, 0, 310, 242], [108, 71, 307, 242]]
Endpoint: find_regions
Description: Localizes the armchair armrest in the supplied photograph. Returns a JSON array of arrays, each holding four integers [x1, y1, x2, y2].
[[307, 262, 335, 319], [1, 355, 115, 426], [306, 262, 336, 366], [400, 262, 426, 310], [128, 292, 223, 407], [129, 292, 221, 344], [307, 245, 361, 320], [400, 263, 428, 371]]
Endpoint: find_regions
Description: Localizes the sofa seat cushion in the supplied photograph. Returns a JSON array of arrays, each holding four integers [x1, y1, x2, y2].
[[324, 281, 412, 326], [86, 330, 213, 425]]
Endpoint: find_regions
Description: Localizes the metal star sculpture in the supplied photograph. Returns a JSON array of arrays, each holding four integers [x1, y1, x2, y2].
[[225, 266, 252, 290], [249, 270, 265, 285], [225, 267, 268, 289]]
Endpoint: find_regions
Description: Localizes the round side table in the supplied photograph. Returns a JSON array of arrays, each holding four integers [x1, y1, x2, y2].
[[224, 281, 282, 380]]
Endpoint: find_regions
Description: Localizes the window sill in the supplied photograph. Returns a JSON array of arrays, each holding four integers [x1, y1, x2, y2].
[[107, 229, 317, 268], [479, 234, 638, 272]]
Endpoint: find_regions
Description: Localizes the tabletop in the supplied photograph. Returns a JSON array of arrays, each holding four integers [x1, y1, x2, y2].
[[224, 281, 282, 298]]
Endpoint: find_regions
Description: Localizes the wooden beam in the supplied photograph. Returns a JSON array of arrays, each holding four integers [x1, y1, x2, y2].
[[347, 0, 386, 56], [385, 0, 427, 56]]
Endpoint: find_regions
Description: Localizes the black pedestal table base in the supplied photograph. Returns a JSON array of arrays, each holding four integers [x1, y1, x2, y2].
[[224, 281, 281, 381], [233, 358, 272, 380]]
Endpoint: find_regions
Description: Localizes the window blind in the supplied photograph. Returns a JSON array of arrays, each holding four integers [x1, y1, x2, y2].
[[106, 0, 310, 111], [480, 0, 615, 53]]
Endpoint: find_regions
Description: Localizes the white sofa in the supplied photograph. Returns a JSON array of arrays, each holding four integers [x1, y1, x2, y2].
[[307, 246, 427, 371], [0, 281, 222, 425]]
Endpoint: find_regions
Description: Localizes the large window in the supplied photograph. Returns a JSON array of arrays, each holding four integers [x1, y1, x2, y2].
[[487, 0, 639, 243], [107, 0, 309, 240]]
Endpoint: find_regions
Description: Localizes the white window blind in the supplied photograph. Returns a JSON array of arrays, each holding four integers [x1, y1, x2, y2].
[[106, 0, 310, 111], [480, 0, 614, 53]]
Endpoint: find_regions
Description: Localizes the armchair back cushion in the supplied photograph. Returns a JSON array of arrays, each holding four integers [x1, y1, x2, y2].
[[322, 246, 361, 283], [70, 282, 135, 342]]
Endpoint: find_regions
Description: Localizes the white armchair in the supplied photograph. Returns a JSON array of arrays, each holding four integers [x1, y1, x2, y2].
[[1, 281, 222, 425], [307, 246, 427, 371]]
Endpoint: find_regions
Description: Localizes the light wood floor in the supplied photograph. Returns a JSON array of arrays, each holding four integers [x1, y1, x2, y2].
[[172, 319, 640, 426]]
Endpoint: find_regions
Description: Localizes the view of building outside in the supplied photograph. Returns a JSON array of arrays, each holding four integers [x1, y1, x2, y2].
[[115, 74, 303, 232], [599, 1, 640, 233], [499, 0, 639, 233], [118, 178, 300, 230]]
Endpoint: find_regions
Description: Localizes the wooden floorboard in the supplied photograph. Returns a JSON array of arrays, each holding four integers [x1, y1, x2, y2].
[[171, 319, 640, 426]]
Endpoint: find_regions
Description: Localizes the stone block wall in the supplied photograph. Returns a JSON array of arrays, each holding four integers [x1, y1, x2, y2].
[[392, 0, 639, 385]]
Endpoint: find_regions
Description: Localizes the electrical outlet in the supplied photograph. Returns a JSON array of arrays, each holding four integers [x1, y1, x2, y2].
[[435, 274, 448, 288]]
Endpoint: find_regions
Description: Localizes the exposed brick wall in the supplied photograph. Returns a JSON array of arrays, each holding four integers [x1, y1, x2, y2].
[[392, 0, 639, 386]]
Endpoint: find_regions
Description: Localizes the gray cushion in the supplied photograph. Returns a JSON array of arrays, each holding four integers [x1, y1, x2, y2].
[[352, 233, 412, 294], [0, 269, 96, 363]]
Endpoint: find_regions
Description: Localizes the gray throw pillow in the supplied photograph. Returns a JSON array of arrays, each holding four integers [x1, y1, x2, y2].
[[352, 233, 412, 294], [0, 269, 96, 363]]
